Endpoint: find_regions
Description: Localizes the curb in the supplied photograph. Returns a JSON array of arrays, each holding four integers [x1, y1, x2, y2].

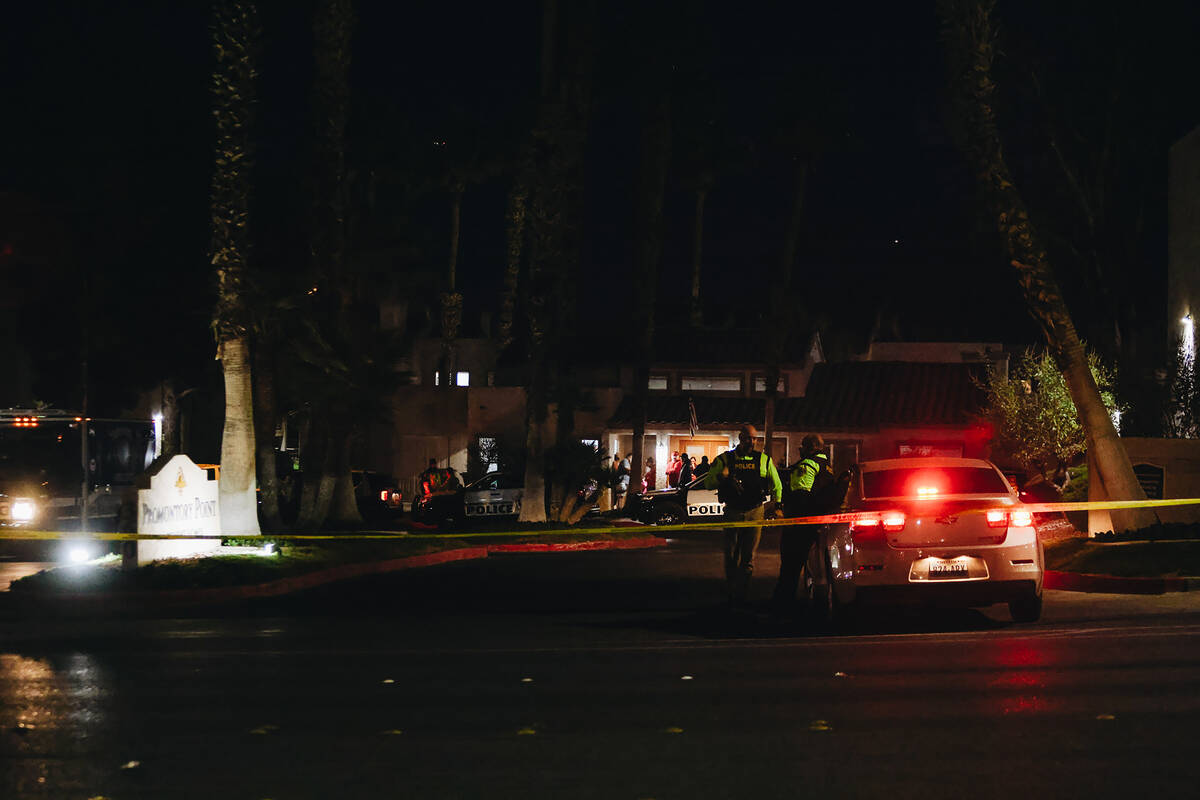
[[487, 536, 661, 553], [1044, 570, 1200, 595], [2, 536, 668, 615]]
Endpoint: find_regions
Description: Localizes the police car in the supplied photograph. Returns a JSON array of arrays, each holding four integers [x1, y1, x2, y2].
[[461, 472, 524, 519], [806, 457, 1044, 624], [632, 474, 736, 525], [411, 471, 525, 529]]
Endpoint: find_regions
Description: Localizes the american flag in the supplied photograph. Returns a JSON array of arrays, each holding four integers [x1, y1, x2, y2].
[[688, 397, 699, 438]]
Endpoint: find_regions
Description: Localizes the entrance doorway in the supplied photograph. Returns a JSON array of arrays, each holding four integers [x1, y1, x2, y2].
[[669, 435, 731, 474]]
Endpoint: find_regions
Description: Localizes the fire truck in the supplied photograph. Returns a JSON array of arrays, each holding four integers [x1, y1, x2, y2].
[[0, 409, 157, 536]]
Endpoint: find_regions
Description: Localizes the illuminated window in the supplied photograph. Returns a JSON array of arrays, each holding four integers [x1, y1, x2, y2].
[[753, 375, 785, 393], [681, 376, 742, 393], [648, 375, 668, 391], [434, 371, 471, 387], [478, 436, 499, 473]]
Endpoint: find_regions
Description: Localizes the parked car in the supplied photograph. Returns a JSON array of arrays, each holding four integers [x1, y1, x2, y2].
[[352, 470, 404, 524], [410, 471, 523, 528], [630, 474, 773, 526], [460, 472, 524, 519], [806, 457, 1044, 624], [630, 475, 720, 525]]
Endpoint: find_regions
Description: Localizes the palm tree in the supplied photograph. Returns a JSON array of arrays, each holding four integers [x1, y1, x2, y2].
[[514, 0, 594, 522], [628, 84, 672, 500], [209, 0, 262, 536], [435, 131, 501, 393], [940, 0, 1153, 532], [298, 0, 360, 529], [253, 335, 282, 529]]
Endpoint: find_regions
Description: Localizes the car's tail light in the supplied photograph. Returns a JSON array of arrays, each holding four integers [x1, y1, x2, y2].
[[882, 513, 906, 532], [985, 509, 1034, 528], [850, 516, 884, 542], [379, 490, 389, 501], [1009, 510, 1034, 528]]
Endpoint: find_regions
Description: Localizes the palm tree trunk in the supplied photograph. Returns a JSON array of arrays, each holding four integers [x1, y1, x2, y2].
[[328, 434, 361, 526], [210, 0, 261, 537], [441, 186, 463, 391], [941, 0, 1153, 532], [519, 369, 548, 523], [296, 427, 335, 530], [218, 337, 260, 534], [253, 338, 282, 530], [516, 0, 593, 522], [307, 0, 358, 531], [498, 187, 527, 350], [552, 378, 578, 520], [629, 78, 671, 495]]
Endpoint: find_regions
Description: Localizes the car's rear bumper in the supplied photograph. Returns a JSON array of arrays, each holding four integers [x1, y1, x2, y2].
[[844, 533, 1043, 606], [855, 578, 1040, 607]]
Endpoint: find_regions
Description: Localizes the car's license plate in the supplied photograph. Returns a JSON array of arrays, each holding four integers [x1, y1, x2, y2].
[[928, 560, 969, 579]]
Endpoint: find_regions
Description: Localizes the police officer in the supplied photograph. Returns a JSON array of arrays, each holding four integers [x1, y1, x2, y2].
[[704, 424, 783, 607], [773, 434, 850, 614], [419, 458, 445, 498]]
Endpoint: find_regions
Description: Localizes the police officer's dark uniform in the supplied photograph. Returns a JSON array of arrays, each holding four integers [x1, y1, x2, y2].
[[703, 424, 783, 606], [773, 434, 849, 613]]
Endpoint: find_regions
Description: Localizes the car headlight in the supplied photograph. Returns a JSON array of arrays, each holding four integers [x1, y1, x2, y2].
[[10, 499, 36, 522]]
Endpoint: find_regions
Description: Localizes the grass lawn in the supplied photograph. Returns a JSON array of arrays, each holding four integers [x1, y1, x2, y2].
[[7, 527, 658, 595], [1044, 537, 1200, 578]]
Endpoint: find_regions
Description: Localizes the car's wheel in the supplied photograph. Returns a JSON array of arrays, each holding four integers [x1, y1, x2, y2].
[[653, 503, 684, 526], [1008, 591, 1043, 623]]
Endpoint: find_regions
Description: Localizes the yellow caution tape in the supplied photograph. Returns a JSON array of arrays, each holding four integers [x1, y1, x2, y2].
[[1, 497, 1197, 542]]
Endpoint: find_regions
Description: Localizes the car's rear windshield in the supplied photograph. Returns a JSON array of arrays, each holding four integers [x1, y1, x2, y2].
[[862, 466, 1009, 498]]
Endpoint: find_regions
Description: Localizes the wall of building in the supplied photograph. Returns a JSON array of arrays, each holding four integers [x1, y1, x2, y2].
[[860, 341, 1006, 364], [834, 424, 991, 463], [386, 384, 620, 496], [1088, 438, 1200, 533]]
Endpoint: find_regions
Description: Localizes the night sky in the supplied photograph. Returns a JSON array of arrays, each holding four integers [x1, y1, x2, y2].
[[2, 1, 1198, 426]]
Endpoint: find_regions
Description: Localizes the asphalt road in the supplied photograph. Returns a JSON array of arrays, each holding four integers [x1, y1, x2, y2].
[[3, 534, 1200, 799]]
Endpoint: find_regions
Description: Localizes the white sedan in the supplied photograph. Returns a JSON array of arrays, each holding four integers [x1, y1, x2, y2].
[[809, 457, 1044, 623]]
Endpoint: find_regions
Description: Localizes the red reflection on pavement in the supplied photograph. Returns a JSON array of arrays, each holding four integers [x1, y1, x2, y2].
[[995, 641, 1049, 668], [988, 641, 1061, 714], [989, 672, 1044, 689], [998, 694, 1055, 714]]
